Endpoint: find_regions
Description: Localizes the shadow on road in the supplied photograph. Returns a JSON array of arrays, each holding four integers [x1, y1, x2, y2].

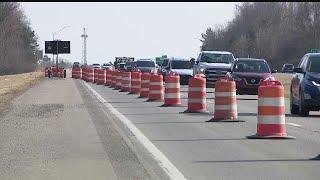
[[193, 158, 320, 164], [238, 113, 257, 116], [135, 121, 206, 125]]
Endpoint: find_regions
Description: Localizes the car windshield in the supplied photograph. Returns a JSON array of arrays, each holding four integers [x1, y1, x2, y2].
[[162, 59, 169, 66], [171, 60, 192, 69], [92, 64, 100, 66], [200, 53, 234, 63], [308, 57, 320, 73], [136, 61, 155, 67], [233, 60, 271, 73]]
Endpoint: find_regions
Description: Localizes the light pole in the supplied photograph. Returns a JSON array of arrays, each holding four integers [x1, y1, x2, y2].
[[52, 26, 70, 69]]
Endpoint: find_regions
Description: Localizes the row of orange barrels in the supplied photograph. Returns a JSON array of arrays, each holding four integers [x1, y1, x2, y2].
[[72, 67, 294, 139], [45, 67, 65, 78]]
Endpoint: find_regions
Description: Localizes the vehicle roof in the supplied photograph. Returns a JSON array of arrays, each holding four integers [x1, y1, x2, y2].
[[235, 58, 266, 62], [169, 57, 190, 61], [307, 53, 320, 57], [136, 59, 154, 61], [201, 51, 233, 55]]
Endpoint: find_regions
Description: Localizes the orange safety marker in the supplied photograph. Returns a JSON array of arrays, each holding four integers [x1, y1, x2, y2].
[[247, 80, 295, 139], [129, 71, 141, 94], [94, 69, 99, 83], [140, 72, 150, 98], [115, 70, 122, 90], [148, 73, 164, 101], [120, 71, 131, 92], [207, 77, 243, 122], [97, 69, 106, 85], [105, 69, 112, 86], [87, 67, 94, 83], [162, 73, 181, 106], [110, 70, 117, 88], [183, 75, 207, 113], [82, 67, 86, 81]]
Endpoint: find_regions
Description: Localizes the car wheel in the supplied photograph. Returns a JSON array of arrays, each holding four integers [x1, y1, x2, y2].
[[290, 89, 299, 114], [298, 89, 309, 117]]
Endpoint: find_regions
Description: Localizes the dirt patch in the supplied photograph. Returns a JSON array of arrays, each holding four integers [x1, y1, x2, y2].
[[0, 72, 43, 114], [273, 73, 293, 98]]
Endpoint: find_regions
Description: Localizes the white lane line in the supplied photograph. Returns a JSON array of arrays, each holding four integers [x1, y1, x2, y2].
[[287, 122, 303, 127], [83, 81, 187, 180]]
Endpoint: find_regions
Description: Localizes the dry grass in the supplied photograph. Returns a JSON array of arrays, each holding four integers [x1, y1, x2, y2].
[[0, 71, 43, 113], [273, 73, 294, 99]]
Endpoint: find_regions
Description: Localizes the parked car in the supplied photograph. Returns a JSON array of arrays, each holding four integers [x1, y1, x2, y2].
[[227, 58, 276, 95], [135, 59, 157, 73], [282, 63, 294, 73], [101, 63, 112, 70], [195, 51, 235, 87], [92, 63, 100, 69], [290, 53, 320, 116], [162, 57, 193, 85]]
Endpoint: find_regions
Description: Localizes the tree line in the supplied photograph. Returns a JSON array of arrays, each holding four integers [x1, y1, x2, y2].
[[200, 2, 320, 69], [0, 2, 39, 75]]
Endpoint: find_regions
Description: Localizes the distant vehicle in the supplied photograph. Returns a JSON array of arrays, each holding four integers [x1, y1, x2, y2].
[[73, 62, 80, 68], [281, 63, 294, 73], [290, 53, 320, 116], [162, 57, 193, 85], [114, 57, 134, 70], [125, 61, 137, 71], [159, 58, 170, 76], [118, 62, 126, 71], [92, 63, 100, 69], [101, 63, 112, 70], [195, 51, 235, 87], [227, 58, 276, 95], [135, 59, 156, 73]]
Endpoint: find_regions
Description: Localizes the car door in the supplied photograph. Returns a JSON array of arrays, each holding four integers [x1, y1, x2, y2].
[[292, 55, 307, 100]]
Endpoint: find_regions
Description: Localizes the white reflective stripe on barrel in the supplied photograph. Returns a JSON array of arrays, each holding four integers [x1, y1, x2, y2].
[[122, 77, 131, 81], [141, 80, 150, 83], [150, 82, 163, 86], [141, 88, 149, 91], [165, 93, 181, 98], [132, 78, 140, 81], [188, 87, 205, 92], [215, 92, 236, 97], [258, 97, 284, 107], [131, 85, 141, 88], [188, 98, 206, 103], [258, 115, 285, 124], [165, 83, 180, 88], [215, 104, 237, 110], [149, 90, 163, 94]]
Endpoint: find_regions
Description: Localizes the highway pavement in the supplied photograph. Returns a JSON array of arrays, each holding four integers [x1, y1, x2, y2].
[[82, 78, 320, 180]]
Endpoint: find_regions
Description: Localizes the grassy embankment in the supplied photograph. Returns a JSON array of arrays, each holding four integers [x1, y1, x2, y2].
[[273, 73, 294, 99], [0, 71, 43, 113]]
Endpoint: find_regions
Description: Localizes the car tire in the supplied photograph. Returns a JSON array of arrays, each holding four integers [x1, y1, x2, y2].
[[298, 89, 309, 117], [290, 90, 299, 115]]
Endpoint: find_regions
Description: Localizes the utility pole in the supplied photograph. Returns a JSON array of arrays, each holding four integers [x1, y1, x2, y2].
[[81, 28, 88, 66]]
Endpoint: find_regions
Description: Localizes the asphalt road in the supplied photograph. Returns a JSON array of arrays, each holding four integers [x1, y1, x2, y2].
[[83, 79, 320, 180]]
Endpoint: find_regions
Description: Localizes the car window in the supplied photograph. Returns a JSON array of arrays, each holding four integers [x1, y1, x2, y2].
[[200, 53, 234, 63], [171, 61, 192, 69], [298, 55, 307, 68], [136, 61, 155, 67], [307, 56, 320, 73], [162, 59, 169, 66], [232, 60, 271, 73]]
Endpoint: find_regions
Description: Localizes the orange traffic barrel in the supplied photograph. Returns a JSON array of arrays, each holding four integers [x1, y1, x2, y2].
[[140, 72, 150, 98], [208, 77, 243, 122], [129, 71, 141, 94], [184, 75, 207, 113], [94, 69, 99, 83], [110, 70, 117, 88], [105, 69, 112, 86], [87, 67, 94, 83], [247, 80, 295, 139], [120, 71, 131, 92], [162, 73, 181, 106], [97, 69, 106, 85], [148, 74, 164, 101], [115, 70, 122, 90], [82, 67, 86, 81]]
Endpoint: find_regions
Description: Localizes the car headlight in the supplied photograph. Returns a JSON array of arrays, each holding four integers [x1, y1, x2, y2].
[[312, 81, 320, 87]]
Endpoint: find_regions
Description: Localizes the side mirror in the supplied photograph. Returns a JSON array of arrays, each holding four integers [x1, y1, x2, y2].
[[293, 67, 304, 74], [271, 69, 278, 73]]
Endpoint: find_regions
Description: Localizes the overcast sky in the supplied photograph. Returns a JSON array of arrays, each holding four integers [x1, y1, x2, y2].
[[20, 2, 237, 65]]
